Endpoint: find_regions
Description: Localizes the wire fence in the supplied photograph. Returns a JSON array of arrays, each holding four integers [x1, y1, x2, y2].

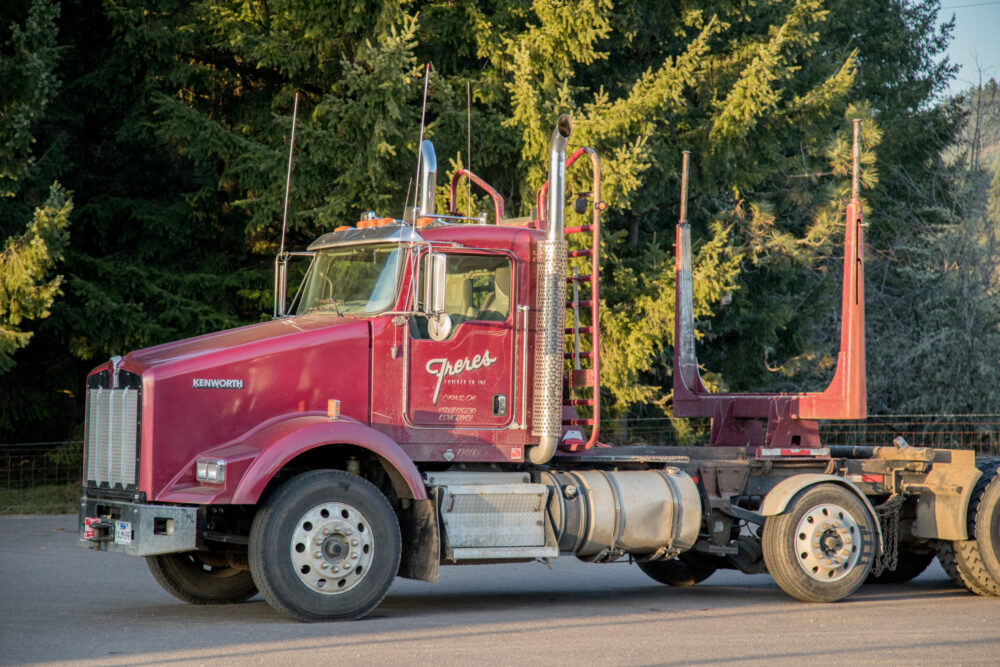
[[3, 414, 1000, 493], [580, 414, 1000, 456], [821, 415, 1000, 455], [1, 441, 83, 492]]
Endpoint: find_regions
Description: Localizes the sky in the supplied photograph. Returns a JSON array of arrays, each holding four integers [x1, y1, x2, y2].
[[940, 0, 1000, 95]]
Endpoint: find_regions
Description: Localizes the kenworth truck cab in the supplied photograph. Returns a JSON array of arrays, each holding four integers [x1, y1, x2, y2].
[[79, 116, 1000, 621]]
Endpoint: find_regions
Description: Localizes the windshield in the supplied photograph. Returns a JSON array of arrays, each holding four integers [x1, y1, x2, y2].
[[296, 244, 403, 316]]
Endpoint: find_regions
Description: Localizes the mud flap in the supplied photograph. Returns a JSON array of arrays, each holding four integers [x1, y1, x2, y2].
[[397, 492, 440, 583], [912, 449, 981, 541]]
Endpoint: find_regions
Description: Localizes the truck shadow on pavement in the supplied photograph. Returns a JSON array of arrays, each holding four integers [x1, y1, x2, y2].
[[112, 572, 979, 628]]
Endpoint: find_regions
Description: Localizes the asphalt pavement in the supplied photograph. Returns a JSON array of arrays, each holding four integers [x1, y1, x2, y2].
[[2, 514, 998, 666]]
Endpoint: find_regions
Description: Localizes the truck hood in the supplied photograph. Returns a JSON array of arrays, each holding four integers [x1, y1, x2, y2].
[[114, 315, 373, 499], [124, 314, 357, 374]]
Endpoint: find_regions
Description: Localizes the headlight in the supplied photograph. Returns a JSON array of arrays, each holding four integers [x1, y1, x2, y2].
[[196, 458, 226, 484]]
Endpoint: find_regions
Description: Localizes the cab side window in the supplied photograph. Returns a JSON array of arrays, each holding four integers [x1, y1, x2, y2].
[[411, 254, 512, 338], [445, 254, 511, 325]]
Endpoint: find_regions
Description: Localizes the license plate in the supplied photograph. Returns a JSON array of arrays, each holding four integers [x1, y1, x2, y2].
[[114, 521, 132, 545]]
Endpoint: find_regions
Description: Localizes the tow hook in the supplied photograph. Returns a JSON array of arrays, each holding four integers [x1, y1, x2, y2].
[[86, 520, 115, 544]]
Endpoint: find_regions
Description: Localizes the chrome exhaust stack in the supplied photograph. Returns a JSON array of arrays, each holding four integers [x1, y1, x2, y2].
[[530, 115, 572, 465]]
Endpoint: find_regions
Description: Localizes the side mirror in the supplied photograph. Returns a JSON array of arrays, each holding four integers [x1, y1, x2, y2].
[[427, 313, 452, 341], [424, 252, 451, 340], [425, 252, 447, 314]]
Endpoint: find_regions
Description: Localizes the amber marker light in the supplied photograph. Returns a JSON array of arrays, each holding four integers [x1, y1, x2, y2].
[[327, 399, 341, 420]]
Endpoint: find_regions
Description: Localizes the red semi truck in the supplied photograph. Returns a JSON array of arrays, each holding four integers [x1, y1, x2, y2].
[[79, 116, 1000, 620]]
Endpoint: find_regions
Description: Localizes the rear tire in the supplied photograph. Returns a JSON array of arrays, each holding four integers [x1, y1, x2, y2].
[[962, 465, 1000, 595], [866, 549, 934, 584], [937, 541, 977, 591], [762, 484, 875, 602], [146, 551, 257, 604], [937, 539, 998, 595], [951, 540, 1000, 595], [637, 553, 719, 587], [249, 469, 401, 622]]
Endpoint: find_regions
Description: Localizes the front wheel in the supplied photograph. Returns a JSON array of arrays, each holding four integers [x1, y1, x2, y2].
[[146, 551, 257, 604], [249, 469, 401, 622], [762, 484, 876, 602]]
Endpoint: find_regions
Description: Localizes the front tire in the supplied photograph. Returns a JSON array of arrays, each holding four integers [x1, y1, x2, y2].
[[762, 484, 876, 602], [146, 551, 257, 604], [249, 469, 401, 622]]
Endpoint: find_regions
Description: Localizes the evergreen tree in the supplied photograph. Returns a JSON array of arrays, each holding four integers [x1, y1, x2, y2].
[[0, 0, 73, 433], [867, 163, 1000, 414], [0, 0, 251, 439], [0, 183, 70, 375], [0, 0, 971, 442], [152, 0, 871, 411]]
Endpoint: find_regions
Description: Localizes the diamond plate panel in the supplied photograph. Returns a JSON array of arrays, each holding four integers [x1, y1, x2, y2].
[[441, 483, 548, 549], [447, 493, 542, 515]]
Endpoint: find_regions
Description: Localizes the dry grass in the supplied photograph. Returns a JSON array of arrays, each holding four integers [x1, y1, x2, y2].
[[0, 483, 78, 515]]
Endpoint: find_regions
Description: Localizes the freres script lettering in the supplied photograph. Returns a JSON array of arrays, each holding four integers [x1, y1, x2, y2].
[[425, 351, 498, 404]]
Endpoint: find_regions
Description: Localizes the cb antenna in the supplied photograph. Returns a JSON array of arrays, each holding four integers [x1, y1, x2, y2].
[[467, 80, 472, 214], [274, 92, 299, 318], [279, 92, 300, 257]]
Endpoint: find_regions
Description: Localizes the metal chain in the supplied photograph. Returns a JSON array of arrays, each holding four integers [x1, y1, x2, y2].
[[871, 493, 904, 577]]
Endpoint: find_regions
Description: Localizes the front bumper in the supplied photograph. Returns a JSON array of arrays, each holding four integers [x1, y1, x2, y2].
[[79, 496, 198, 556]]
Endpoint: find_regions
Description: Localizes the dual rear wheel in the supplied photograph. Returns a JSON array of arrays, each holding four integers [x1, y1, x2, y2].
[[969, 468, 1000, 586], [866, 549, 934, 584], [636, 552, 721, 587], [762, 484, 876, 602], [636, 484, 877, 603], [146, 551, 257, 604], [938, 464, 1000, 596]]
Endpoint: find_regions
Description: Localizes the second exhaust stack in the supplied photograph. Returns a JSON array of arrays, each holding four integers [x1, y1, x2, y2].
[[530, 115, 572, 464]]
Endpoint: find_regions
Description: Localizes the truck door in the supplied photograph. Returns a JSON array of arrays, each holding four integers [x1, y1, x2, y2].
[[406, 252, 515, 429]]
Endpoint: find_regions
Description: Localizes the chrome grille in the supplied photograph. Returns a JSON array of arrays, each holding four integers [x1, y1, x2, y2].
[[85, 388, 140, 488]]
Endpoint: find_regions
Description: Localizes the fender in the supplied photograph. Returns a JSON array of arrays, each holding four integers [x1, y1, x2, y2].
[[159, 414, 427, 505], [760, 473, 883, 554]]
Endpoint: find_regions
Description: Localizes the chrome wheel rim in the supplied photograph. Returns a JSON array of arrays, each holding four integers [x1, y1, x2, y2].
[[290, 502, 374, 594], [794, 503, 862, 582]]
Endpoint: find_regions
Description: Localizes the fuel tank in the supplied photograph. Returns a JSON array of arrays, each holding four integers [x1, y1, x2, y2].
[[540, 468, 702, 560]]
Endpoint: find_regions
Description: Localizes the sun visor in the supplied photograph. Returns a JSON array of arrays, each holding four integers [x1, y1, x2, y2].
[[308, 224, 425, 251]]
